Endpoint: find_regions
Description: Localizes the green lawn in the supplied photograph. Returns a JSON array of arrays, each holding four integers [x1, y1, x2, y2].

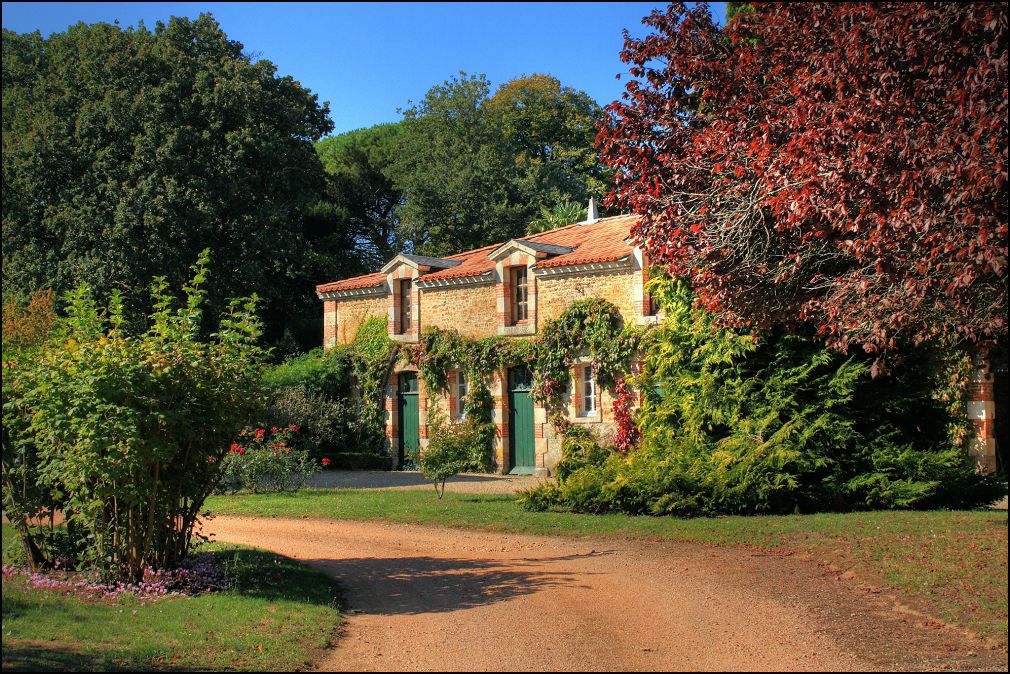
[[1, 526, 342, 672], [208, 488, 1009, 647]]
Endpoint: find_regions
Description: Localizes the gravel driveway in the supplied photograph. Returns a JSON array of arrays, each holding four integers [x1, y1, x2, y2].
[[206, 516, 1002, 672]]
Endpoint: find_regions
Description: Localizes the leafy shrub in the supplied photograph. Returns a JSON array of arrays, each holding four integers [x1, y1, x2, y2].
[[418, 417, 487, 498], [553, 426, 611, 481], [260, 318, 397, 461], [519, 278, 1006, 516], [217, 425, 320, 494], [262, 347, 352, 398], [264, 385, 356, 457], [2, 251, 265, 580]]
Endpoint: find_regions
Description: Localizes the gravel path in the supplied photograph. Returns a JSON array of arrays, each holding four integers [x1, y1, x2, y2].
[[309, 470, 544, 494], [206, 516, 1002, 672]]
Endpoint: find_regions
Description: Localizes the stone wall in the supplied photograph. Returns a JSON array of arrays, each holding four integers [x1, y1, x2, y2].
[[420, 283, 499, 338], [537, 270, 640, 326], [331, 296, 387, 346]]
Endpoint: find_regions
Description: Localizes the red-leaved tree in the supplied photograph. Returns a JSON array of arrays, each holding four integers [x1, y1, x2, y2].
[[599, 2, 1007, 362]]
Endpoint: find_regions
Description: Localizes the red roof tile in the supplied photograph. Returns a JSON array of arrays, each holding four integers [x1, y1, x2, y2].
[[316, 271, 385, 294], [316, 214, 641, 294]]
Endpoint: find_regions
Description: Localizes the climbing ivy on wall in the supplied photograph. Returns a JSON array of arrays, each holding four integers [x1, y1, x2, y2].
[[350, 317, 400, 449], [530, 298, 642, 430], [409, 298, 642, 438]]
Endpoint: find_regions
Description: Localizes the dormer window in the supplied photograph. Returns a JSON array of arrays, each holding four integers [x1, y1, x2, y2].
[[399, 279, 412, 333], [512, 267, 529, 324]]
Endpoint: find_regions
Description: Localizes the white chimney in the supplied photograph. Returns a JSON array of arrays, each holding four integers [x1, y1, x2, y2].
[[585, 197, 599, 224]]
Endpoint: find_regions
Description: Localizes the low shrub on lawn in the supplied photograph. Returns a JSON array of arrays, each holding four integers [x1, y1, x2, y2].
[[417, 417, 489, 498]]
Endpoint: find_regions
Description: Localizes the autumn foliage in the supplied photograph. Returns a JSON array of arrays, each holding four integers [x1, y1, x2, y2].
[[599, 2, 1008, 360]]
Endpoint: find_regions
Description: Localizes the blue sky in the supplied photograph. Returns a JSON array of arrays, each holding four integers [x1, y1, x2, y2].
[[2, 2, 726, 136]]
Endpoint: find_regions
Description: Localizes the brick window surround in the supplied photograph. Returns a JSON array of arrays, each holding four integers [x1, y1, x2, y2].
[[387, 266, 420, 342], [496, 253, 537, 336], [510, 266, 530, 324]]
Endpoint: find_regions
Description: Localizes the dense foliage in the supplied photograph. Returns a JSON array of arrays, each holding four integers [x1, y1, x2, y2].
[[391, 73, 607, 255], [261, 317, 397, 462], [599, 2, 1008, 358], [520, 277, 1005, 516], [2, 15, 337, 343], [315, 123, 406, 270], [2, 252, 266, 580]]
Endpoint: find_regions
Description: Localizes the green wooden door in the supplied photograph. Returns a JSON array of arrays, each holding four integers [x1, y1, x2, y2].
[[398, 373, 419, 468], [508, 367, 535, 474]]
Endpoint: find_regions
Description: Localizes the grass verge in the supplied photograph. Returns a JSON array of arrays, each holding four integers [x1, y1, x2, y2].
[[1, 525, 342, 672], [207, 488, 1008, 647]]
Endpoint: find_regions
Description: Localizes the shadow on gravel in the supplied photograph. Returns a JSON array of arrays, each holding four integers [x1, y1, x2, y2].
[[307, 553, 604, 615]]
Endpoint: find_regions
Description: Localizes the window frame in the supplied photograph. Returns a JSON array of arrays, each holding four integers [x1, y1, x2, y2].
[[647, 290, 661, 317], [455, 370, 468, 420], [399, 278, 412, 334], [511, 266, 529, 324], [581, 364, 597, 417]]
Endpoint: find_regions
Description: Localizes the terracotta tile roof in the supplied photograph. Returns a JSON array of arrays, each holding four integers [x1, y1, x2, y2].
[[532, 214, 639, 268], [316, 214, 641, 294], [316, 271, 385, 294], [419, 242, 500, 282]]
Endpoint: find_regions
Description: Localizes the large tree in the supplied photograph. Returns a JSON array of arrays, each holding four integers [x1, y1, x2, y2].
[[2, 15, 335, 337], [599, 2, 1007, 359], [315, 123, 405, 270], [392, 73, 605, 255]]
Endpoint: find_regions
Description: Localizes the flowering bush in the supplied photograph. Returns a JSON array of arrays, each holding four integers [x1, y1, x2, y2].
[[217, 424, 320, 493], [2, 251, 265, 581]]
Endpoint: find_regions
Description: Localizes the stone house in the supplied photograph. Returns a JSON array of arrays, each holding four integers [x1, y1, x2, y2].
[[316, 204, 659, 476], [316, 204, 1003, 476]]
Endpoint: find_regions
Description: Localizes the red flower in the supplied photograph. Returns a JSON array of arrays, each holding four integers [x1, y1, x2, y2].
[[321, 458, 331, 466], [230, 443, 241, 454], [255, 428, 266, 440]]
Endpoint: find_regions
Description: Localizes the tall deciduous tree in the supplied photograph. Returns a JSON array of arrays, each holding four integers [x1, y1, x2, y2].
[[487, 74, 610, 220], [392, 73, 605, 256], [599, 2, 1007, 360], [2, 15, 335, 338]]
